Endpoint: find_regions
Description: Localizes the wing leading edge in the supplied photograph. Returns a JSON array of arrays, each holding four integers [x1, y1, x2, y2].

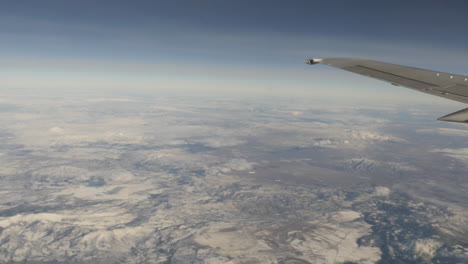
[[305, 58, 468, 123]]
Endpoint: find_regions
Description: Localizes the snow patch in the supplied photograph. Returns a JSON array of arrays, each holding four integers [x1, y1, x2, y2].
[[414, 239, 443, 259], [0, 213, 63, 228], [374, 186, 391, 197], [337, 210, 361, 221], [219, 159, 254, 173]]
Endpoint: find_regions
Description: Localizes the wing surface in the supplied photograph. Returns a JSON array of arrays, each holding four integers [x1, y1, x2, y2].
[[305, 58, 468, 123]]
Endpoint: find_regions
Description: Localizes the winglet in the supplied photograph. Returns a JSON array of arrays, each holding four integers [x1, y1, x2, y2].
[[438, 108, 468, 123]]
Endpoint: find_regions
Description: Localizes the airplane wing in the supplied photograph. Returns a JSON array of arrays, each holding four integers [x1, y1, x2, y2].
[[305, 58, 468, 123]]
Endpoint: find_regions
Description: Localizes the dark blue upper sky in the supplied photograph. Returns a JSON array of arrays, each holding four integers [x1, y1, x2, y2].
[[3, 0, 467, 42], [1, 0, 468, 101]]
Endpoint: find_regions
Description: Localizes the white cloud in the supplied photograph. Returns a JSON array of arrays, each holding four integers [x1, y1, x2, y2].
[[348, 130, 403, 142], [431, 148, 468, 163], [417, 128, 468, 137], [198, 137, 246, 148], [48, 126, 65, 135], [88, 98, 135, 103]]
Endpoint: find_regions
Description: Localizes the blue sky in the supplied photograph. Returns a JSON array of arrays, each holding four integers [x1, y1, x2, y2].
[[1, 0, 468, 103]]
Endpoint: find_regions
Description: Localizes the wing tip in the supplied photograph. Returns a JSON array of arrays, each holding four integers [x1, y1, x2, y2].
[[304, 58, 323, 65], [438, 108, 468, 123]]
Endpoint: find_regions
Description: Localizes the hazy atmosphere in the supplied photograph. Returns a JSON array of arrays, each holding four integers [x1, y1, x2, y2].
[[0, 1, 467, 263]]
